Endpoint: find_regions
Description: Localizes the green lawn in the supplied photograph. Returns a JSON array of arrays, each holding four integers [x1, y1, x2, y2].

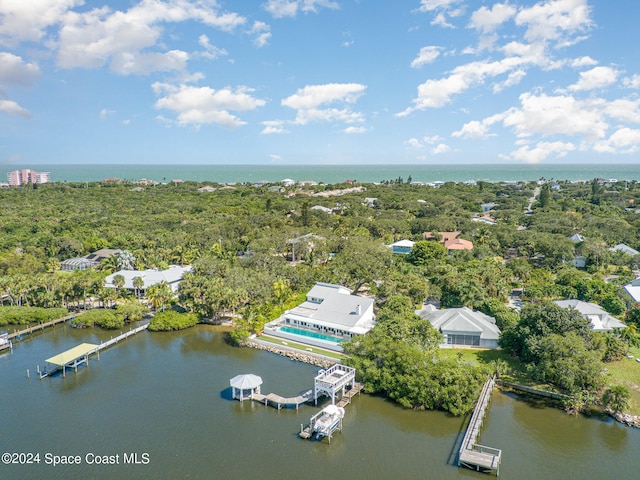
[[605, 346, 640, 415], [255, 334, 346, 361], [437, 348, 563, 392]]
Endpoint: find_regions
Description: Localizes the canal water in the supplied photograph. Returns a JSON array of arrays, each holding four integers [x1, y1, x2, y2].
[[1, 324, 638, 479]]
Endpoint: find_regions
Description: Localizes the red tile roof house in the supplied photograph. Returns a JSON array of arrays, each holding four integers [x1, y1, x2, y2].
[[423, 232, 473, 251]]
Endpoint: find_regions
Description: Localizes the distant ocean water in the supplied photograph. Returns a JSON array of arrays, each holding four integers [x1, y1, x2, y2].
[[3, 163, 640, 184]]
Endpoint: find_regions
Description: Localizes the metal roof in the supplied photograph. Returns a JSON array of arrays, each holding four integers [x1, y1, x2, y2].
[[45, 343, 99, 366], [230, 374, 263, 390]]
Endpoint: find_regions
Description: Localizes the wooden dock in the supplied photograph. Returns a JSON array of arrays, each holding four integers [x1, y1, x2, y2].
[[252, 389, 314, 410], [458, 375, 501, 476], [38, 322, 149, 378], [8, 313, 78, 341], [336, 382, 364, 407]]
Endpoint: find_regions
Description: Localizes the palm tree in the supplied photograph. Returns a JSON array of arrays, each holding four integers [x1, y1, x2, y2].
[[133, 276, 144, 300], [602, 385, 631, 414], [146, 281, 172, 312]]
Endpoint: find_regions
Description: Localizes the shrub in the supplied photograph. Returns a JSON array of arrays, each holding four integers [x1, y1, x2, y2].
[[71, 309, 124, 330], [0, 307, 68, 326], [148, 311, 200, 331]]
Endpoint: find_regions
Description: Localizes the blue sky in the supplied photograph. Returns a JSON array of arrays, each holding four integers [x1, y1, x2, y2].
[[1, 0, 639, 165]]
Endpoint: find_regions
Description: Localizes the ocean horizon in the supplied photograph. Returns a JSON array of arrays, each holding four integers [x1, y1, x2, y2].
[[2, 163, 639, 184]]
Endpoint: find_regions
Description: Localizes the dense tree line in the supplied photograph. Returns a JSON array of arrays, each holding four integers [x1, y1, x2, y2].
[[2, 178, 640, 412]]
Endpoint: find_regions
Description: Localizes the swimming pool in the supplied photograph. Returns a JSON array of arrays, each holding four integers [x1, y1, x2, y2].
[[279, 326, 343, 343]]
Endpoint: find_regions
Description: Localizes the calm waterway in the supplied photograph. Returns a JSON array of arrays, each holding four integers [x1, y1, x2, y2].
[[1, 324, 638, 480]]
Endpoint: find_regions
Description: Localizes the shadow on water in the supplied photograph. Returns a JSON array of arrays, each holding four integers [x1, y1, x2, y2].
[[220, 386, 234, 401], [446, 414, 470, 466]]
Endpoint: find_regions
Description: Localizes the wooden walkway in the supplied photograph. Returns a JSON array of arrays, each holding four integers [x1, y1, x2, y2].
[[39, 322, 149, 378], [8, 313, 78, 340], [336, 382, 364, 408], [252, 389, 314, 410], [458, 375, 502, 476]]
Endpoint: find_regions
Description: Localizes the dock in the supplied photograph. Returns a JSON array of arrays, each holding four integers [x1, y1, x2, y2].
[[38, 323, 149, 378], [8, 313, 78, 341], [252, 390, 314, 410], [458, 375, 501, 476], [230, 364, 363, 443]]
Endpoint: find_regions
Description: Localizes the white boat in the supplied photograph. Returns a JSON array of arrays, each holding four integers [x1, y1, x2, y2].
[[313, 404, 345, 437]]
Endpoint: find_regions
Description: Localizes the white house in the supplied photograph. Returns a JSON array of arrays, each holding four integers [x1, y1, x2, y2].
[[554, 299, 626, 332], [105, 265, 192, 293], [264, 282, 375, 352], [415, 305, 501, 349], [389, 240, 415, 255], [624, 278, 640, 303]]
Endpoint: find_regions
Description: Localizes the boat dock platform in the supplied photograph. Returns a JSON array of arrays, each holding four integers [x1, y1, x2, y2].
[[458, 375, 501, 476], [299, 404, 345, 443], [38, 323, 149, 378], [8, 313, 78, 341]]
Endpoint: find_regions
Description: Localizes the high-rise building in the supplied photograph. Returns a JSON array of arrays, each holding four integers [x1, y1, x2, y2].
[[6, 169, 50, 186]]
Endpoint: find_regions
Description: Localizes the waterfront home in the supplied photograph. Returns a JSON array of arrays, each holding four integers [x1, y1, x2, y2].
[[263, 282, 375, 352], [624, 277, 640, 303], [554, 299, 626, 332], [389, 239, 415, 255], [105, 265, 192, 294], [61, 248, 122, 272], [415, 305, 501, 349]]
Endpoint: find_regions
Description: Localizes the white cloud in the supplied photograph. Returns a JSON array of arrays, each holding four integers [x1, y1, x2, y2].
[[493, 69, 526, 93], [198, 35, 228, 60], [250, 21, 271, 48], [0, 52, 40, 86], [0, 99, 30, 118], [469, 3, 516, 34], [432, 143, 449, 154], [398, 57, 518, 115], [263, 0, 338, 18], [452, 120, 489, 139], [99, 108, 115, 120], [510, 141, 575, 163], [417, 0, 461, 13], [0, 0, 80, 45], [344, 126, 367, 134], [282, 83, 366, 125], [502, 92, 608, 140], [261, 120, 289, 134], [57, 0, 245, 74], [568, 66, 618, 92], [410, 46, 441, 68], [515, 0, 592, 45], [623, 75, 640, 89], [604, 99, 640, 123], [570, 56, 598, 68], [153, 82, 266, 128], [594, 128, 640, 153], [406, 138, 424, 149]]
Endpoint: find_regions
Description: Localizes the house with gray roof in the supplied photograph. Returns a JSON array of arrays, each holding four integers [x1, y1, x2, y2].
[[415, 305, 501, 349], [624, 277, 640, 303], [105, 265, 192, 293], [264, 282, 375, 352], [609, 243, 640, 256], [554, 299, 626, 332]]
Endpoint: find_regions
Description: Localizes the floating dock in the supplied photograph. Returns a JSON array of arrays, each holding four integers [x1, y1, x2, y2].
[[38, 323, 149, 378], [458, 375, 501, 476]]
